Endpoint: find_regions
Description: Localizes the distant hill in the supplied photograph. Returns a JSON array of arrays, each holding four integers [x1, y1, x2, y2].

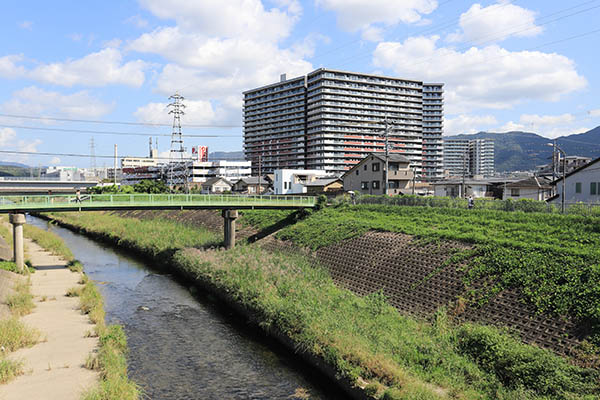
[[0, 165, 31, 177], [0, 161, 29, 168], [445, 125, 600, 172], [209, 151, 245, 161]]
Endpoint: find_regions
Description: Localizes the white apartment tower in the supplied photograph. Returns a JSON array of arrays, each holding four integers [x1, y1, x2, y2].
[[243, 68, 444, 180], [443, 138, 494, 178]]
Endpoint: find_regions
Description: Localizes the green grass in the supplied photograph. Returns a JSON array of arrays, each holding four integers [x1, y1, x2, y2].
[[273, 204, 600, 342], [47, 211, 221, 258], [23, 223, 74, 261], [46, 209, 600, 399], [0, 317, 40, 352], [6, 281, 34, 316], [0, 357, 23, 384]]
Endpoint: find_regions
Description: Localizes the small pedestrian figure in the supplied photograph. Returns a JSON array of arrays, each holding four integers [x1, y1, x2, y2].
[[348, 191, 356, 205], [48, 190, 53, 204], [467, 195, 474, 209], [75, 189, 82, 203]]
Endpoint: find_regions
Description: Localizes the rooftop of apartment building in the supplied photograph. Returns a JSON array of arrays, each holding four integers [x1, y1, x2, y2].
[[244, 68, 444, 94]]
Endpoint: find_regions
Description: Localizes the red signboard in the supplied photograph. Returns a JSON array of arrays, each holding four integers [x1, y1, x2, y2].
[[192, 146, 208, 161]]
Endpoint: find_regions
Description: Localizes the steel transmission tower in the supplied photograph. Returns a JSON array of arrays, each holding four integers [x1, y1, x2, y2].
[[89, 137, 97, 170], [167, 93, 186, 189]]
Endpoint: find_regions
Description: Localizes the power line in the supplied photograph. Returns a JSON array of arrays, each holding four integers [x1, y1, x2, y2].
[[335, 0, 600, 69], [0, 113, 242, 128], [0, 149, 198, 161], [0, 124, 241, 138]]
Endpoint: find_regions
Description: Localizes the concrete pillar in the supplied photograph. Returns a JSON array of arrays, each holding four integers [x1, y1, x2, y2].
[[222, 209, 238, 249], [9, 213, 26, 272]]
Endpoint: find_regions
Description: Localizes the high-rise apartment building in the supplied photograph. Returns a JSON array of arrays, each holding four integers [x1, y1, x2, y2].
[[443, 138, 494, 178], [243, 69, 444, 179]]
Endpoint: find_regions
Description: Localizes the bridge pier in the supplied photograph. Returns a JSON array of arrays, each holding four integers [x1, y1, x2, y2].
[[222, 209, 238, 249], [9, 213, 25, 272]]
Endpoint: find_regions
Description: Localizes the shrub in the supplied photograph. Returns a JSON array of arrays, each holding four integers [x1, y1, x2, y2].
[[456, 324, 600, 397]]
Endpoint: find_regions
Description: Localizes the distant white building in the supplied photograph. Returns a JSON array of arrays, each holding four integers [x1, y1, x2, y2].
[[121, 148, 162, 168], [443, 138, 494, 178], [189, 160, 251, 183], [549, 157, 600, 204], [165, 160, 252, 187], [274, 169, 329, 194]]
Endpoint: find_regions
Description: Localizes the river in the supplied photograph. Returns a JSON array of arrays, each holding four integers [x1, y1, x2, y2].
[[27, 216, 344, 399]]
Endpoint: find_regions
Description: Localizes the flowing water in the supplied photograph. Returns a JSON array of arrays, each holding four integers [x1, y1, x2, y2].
[[27, 216, 344, 400]]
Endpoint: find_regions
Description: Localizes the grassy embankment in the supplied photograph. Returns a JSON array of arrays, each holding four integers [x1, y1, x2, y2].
[[45, 210, 600, 400], [5, 219, 139, 399], [0, 217, 38, 383]]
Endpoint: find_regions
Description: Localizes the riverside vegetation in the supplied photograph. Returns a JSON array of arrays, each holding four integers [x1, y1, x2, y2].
[[0, 217, 38, 384], [2, 217, 139, 399], [45, 208, 600, 400]]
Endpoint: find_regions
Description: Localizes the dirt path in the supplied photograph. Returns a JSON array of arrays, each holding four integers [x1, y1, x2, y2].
[[0, 237, 99, 400]]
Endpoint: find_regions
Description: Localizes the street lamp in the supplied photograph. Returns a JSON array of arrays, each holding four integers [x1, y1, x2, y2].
[[547, 143, 566, 213]]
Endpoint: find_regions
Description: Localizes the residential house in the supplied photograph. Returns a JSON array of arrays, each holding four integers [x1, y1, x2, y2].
[[342, 153, 413, 195], [200, 177, 232, 193], [502, 176, 552, 201], [232, 177, 269, 194], [549, 156, 600, 204], [274, 169, 330, 195], [304, 178, 343, 195]]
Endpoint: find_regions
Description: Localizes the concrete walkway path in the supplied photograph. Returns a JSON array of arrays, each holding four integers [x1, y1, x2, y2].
[[0, 237, 99, 400]]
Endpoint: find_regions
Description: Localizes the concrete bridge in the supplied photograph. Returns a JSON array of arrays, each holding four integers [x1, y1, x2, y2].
[[0, 194, 316, 271]]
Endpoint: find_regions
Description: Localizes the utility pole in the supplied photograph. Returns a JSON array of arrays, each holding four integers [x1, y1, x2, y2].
[[381, 115, 396, 196], [168, 92, 186, 191], [257, 154, 262, 195], [412, 166, 416, 195], [462, 151, 467, 198], [113, 144, 117, 186]]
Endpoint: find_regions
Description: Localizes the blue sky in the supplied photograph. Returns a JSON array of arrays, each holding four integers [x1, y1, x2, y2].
[[1, 0, 599, 167]]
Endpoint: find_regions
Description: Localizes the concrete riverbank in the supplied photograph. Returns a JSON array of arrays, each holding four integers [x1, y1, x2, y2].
[[0, 234, 98, 399]]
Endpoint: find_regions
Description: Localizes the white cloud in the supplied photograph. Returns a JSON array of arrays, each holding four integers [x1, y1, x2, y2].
[[1, 86, 114, 119], [0, 128, 16, 146], [29, 48, 147, 87], [501, 113, 594, 138], [0, 127, 42, 164], [138, 0, 299, 41], [444, 114, 498, 135], [19, 21, 33, 30], [68, 33, 83, 42], [133, 100, 218, 125], [128, 1, 315, 125], [125, 14, 149, 28], [0, 49, 148, 87], [519, 113, 575, 126], [317, 0, 437, 40], [50, 157, 61, 165], [589, 109, 600, 117], [0, 55, 27, 79], [373, 36, 587, 113], [447, 2, 542, 44]]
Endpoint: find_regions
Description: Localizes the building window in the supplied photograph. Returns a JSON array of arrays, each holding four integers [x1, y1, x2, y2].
[[510, 188, 520, 197], [372, 180, 380, 189], [364, 164, 367, 171], [575, 182, 582, 193], [592, 182, 597, 195], [372, 163, 380, 172], [356, 170, 359, 175], [361, 181, 369, 190]]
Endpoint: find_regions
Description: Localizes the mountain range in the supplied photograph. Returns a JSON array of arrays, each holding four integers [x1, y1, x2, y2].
[[445, 125, 600, 172]]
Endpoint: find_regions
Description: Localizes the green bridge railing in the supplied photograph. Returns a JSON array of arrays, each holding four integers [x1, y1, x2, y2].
[[0, 193, 316, 213]]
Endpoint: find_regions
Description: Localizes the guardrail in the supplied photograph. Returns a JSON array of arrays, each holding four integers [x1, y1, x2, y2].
[[0, 193, 316, 212]]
